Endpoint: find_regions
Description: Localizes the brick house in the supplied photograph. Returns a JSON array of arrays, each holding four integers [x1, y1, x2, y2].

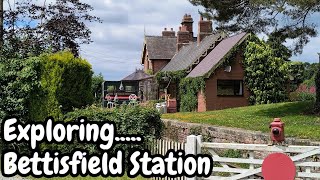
[[140, 14, 250, 112], [187, 33, 250, 112], [141, 29, 177, 74]]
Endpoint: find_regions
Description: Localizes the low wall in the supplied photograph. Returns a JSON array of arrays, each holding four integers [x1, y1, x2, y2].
[[162, 119, 320, 146]]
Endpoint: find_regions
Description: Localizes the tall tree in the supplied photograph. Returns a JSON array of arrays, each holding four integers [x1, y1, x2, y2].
[[2, 0, 100, 57], [91, 73, 104, 105], [189, 0, 320, 54]]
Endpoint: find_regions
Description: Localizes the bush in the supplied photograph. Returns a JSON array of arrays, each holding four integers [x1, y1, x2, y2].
[[289, 84, 316, 102], [315, 68, 320, 112], [0, 57, 41, 122], [42, 105, 164, 154], [244, 36, 288, 104], [289, 92, 316, 102], [29, 51, 94, 121]]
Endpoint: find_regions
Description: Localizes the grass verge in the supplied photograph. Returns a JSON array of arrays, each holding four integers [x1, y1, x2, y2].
[[162, 101, 320, 141]]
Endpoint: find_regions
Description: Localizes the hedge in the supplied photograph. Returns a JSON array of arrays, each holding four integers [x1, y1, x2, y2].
[[29, 51, 94, 121], [42, 105, 163, 154]]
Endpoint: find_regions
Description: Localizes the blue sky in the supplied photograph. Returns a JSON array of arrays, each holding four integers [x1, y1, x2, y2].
[[6, 0, 320, 80]]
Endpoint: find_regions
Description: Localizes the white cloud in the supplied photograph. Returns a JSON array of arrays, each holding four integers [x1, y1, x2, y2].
[[5, 0, 313, 80], [79, 0, 205, 80]]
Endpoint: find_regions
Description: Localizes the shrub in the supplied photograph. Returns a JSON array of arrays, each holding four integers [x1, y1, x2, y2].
[[244, 36, 288, 104], [0, 57, 41, 153], [315, 68, 320, 113], [42, 105, 164, 154], [289, 84, 316, 102], [29, 51, 94, 121], [0, 57, 41, 122]]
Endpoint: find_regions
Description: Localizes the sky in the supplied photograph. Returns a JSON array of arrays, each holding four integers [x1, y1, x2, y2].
[[5, 0, 320, 80], [79, 0, 320, 81], [79, 0, 206, 80]]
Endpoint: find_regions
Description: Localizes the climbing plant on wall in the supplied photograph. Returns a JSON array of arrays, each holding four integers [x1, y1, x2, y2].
[[243, 35, 289, 104], [179, 77, 206, 112], [155, 70, 187, 110], [155, 70, 187, 83]]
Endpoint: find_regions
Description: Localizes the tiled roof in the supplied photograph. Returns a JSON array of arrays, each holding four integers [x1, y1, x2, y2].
[[122, 69, 152, 81], [144, 36, 177, 60], [187, 32, 248, 78], [161, 33, 223, 72]]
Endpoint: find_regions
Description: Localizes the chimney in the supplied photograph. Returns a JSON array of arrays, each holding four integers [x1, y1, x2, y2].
[[197, 15, 213, 45], [181, 14, 194, 37], [162, 27, 175, 37], [177, 14, 194, 52]]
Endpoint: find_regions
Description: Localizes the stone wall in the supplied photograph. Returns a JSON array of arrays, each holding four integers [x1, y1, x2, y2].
[[162, 119, 320, 146]]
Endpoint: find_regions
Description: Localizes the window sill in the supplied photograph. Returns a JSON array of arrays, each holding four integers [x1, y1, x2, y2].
[[217, 95, 244, 97]]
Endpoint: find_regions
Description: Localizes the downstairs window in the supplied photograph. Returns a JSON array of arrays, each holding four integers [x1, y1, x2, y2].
[[217, 80, 243, 96]]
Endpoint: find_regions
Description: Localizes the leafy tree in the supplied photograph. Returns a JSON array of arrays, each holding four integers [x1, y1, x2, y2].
[[91, 73, 104, 105], [303, 62, 319, 82], [0, 57, 41, 121], [189, 0, 320, 54], [287, 61, 305, 91], [244, 35, 288, 104], [2, 0, 100, 57]]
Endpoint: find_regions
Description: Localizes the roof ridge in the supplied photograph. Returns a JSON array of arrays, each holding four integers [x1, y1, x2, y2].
[[145, 35, 177, 38], [186, 32, 248, 78]]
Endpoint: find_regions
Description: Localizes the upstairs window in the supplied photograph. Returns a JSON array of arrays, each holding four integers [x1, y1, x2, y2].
[[217, 80, 243, 96]]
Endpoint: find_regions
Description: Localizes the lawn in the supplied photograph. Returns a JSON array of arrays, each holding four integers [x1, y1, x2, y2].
[[162, 101, 320, 141]]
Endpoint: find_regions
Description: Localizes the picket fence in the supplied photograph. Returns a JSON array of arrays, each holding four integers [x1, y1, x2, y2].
[[146, 139, 186, 180]]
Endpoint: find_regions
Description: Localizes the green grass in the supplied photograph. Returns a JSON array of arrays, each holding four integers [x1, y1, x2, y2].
[[162, 101, 320, 141]]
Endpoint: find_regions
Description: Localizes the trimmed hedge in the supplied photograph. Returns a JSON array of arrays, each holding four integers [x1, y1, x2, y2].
[[30, 51, 94, 121], [42, 105, 163, 154]]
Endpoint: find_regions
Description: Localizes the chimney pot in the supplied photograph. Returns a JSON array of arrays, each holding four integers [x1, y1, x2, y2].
[[162, 27, 175, 37], [177, 14, 194, 52], [197, 16, 213, 45]]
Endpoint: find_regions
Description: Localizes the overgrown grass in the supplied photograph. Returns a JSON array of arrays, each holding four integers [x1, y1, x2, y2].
[[162, 101, 320, 140]]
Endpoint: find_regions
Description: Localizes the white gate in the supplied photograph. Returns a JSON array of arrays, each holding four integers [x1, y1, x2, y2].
[[185, 135, 320, 180]]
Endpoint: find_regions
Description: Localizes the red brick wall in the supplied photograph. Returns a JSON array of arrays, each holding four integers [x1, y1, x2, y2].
[[142, 51, 149, 72], [197, 90, 206, 112], [152, 59, 170, 74], [200, 52, 250, 111]]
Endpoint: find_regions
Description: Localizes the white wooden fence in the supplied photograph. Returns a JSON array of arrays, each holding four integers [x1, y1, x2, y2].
[[186, 135, 320, 180], [146, 139, 186, 180]]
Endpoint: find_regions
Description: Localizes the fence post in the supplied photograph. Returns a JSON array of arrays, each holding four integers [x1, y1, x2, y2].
[[196, 135, 202, 154], [186, 135, 198, 180]]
